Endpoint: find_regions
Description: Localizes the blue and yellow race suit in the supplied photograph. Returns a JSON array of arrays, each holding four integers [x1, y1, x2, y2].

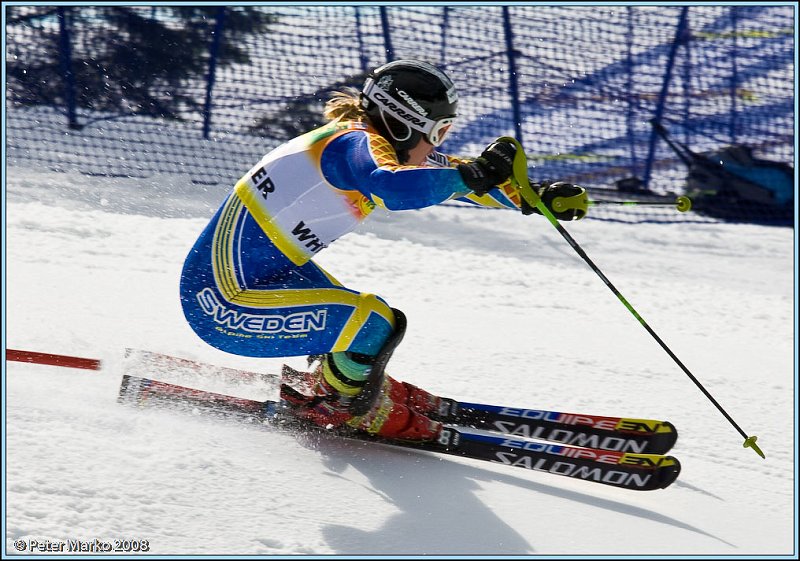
[[180, 120, 522, 362]]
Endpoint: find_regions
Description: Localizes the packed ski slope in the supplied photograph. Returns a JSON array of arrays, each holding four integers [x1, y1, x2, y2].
[[4, 167, 796, 556]]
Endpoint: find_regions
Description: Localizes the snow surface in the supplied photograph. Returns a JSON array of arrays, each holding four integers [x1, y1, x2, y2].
[[4, 166, 797, 557]]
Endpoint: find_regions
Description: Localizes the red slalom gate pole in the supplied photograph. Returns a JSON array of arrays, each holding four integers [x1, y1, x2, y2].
[[6, 349, 102, 371]]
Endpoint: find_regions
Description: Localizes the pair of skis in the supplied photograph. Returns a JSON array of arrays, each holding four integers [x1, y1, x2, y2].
[[117, 349, 681, 491]]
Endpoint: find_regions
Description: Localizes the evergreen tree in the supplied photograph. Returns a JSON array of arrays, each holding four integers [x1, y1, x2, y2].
[[6, 6, 274, 120], [248, 74, 368, 141]]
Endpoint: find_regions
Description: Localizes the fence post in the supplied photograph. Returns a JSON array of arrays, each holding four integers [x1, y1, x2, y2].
[[502, 6, 523, 144], [439, 7, 450, 67], [729, 6, 739, 142], [379, 6, 394, 62], [642, 6, 689, 190], [57, 6, 79, 130], [625, 7, 638, 171], [354, 7, 370, 74], [202, 7, 227, 140]]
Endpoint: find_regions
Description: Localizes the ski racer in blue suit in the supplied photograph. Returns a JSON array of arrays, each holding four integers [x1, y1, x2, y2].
[[180, 59, 586, 441]]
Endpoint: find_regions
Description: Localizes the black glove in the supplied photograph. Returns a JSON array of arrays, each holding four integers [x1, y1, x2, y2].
[[520, 181, 588, 220], [457, 141, 517, 195]]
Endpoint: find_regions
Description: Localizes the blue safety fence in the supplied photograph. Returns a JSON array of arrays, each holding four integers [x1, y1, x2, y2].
[[5, 5, 795, 224]]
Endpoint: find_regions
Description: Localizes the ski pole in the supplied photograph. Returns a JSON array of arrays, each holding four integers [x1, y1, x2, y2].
[[497, 136, 764, 459], [589, 196, 692, 212]]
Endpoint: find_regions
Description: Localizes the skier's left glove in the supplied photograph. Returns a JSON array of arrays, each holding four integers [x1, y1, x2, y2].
[[457, 141, 517, 196], [520, 181, 588, 221]]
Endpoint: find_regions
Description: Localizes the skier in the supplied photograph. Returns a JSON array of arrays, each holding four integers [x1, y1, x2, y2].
[[180, 59, 586, 442]]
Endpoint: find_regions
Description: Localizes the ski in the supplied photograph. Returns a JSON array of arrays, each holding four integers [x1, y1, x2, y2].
[[280, 365, 678, 455], [123, 349, 678, 454], [432, 400, 677, 455], [123, 348, 277, 386], [117, 374, 680, 491]]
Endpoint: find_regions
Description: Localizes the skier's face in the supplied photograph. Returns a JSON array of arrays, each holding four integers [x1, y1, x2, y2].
[[407, 137, 435, 166]]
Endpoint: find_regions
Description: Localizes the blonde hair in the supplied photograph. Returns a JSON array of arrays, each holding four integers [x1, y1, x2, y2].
[[323, 87, 367, 122]]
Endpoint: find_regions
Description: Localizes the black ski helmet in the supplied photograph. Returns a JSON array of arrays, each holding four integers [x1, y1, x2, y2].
[[361, 59, 458, 160]]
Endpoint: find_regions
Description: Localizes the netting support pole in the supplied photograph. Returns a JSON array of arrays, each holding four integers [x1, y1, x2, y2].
[[57, 7, 79, 130], [729, 7, 739, 142], [354, 8, 369, 75], [502, 6, 523, 144], [202, 7, 227, 140], [625, 7, 638, 172], [439, 7, 450, 67], [642, 6, 690, 190], [380, 7, 394, 62]]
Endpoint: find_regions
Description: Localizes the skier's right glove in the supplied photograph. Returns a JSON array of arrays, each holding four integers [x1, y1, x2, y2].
[[457, 141, 517, 196], [520, 181, 588, 221]]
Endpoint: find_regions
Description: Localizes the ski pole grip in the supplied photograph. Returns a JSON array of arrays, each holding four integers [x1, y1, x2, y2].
[[495, 136, 564, 227], [495, 136, 539, 207]]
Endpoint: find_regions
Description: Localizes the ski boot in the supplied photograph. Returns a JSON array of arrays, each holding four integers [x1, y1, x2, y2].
[[280, 353, 442, 441], [300, 354, 445, 416], [385, 374, 445, 418]]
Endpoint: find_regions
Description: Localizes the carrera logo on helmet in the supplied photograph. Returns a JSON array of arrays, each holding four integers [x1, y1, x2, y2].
[[373, 91, 429, 128], [396, 89, 428, 116]]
